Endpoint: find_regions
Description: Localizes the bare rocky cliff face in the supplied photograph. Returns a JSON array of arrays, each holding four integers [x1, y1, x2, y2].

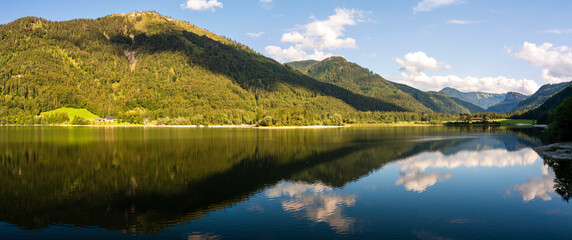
[[124, 50, 137, 71]]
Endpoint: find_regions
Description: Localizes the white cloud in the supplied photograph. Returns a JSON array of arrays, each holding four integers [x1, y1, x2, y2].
[[181, 0, 223, 11], [413, 0, 464, 13], [395, 51, 540, 94], [247, 32, 264, 38], [514, 42, 572, 84], [544, 29, 572, 34], [447, 19, 478, 24], [264, 8, 368, 62], [396, 51, 450, 73], [265, 45, 332, 62], [259, 0, 272, 9]]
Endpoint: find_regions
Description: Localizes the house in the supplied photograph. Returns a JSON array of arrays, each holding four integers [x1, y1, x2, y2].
[[104, 116, 115, 123], [472, 117, 490, 122], [94, 118, 103, 122], [143, 118, 153, 124]]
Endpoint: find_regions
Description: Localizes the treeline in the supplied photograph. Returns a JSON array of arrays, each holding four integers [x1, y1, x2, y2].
[[545, 97, 572, 142]]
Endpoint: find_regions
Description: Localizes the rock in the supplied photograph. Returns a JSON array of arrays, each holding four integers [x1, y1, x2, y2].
[[535, 142, 572, 160]]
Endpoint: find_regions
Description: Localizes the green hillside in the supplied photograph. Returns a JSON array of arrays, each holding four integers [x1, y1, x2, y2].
[[517, 85, 572, 123], [40, 107, 100, 120], [285, 60, 318, 72], [511, 81, 572, 112], [393, 82, 482, 113], [0, 11, 420, 125], [440, 87, 506, 109], [286, 57, 431, 112]]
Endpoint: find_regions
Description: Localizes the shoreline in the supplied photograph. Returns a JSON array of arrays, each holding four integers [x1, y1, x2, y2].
[[0, 122, 540, 129], [535, 142, 572, 160], [0, 124, 343, 129]]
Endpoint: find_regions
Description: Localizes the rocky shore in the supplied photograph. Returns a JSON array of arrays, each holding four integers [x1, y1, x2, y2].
[[535, 142, 572, 160]]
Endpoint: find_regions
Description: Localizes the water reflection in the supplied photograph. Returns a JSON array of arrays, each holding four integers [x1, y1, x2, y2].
[[395, 148, 541, 192], [1, 126, 570, 238], [513, 157, 572, 202], [396, 170, 451, 193], [514, 165, 556, 201], [266, 181, 356, 233]]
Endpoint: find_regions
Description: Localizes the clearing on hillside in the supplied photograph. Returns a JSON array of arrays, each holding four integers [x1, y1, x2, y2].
[[40, 108, 100, 120]]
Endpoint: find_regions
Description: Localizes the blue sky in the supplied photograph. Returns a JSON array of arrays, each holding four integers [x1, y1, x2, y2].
[[1, 0, 571, 94]]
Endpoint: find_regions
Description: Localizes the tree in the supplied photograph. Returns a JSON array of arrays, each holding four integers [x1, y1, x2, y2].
[[549, 96, 572, 142]]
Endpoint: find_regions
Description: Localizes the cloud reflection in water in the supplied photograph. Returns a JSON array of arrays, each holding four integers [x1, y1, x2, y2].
[[395, 148, 541, 192], [514, 165, 556, 201], [266, 181, 356, 233]]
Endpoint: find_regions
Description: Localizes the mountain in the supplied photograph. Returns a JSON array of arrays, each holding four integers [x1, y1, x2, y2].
[[439, 87, 506, 109], [285, 60, 318, 72], [518, 85, 572, 123], [448, 95, 486, 113], [287, 58, 487, 114], [392, 83, 483, 114], [486, 92, 529, 113], [511, 81, 572, 113], [0, 11, 422, 125], [286, 57, 432, 112]]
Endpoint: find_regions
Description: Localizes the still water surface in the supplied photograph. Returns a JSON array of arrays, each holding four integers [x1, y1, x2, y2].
[[1, 126, 571, 239]]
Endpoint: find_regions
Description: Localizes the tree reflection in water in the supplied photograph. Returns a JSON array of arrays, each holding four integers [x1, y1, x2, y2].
[[545, 158, 572, 202], [2, 126, 569, 237]]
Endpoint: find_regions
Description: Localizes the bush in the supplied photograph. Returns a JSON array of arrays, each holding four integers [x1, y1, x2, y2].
[[156, 117, 191, 125], [42, 113, 70, 124], [70, 116, 90, 125], [256, 115, 274, 127], [547, 97, 572, 142]]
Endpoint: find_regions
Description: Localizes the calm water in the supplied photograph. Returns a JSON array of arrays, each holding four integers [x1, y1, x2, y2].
[[1, 126, 571, 239]]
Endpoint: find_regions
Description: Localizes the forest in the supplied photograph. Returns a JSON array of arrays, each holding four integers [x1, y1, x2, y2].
[[0, 11, 569, 127]]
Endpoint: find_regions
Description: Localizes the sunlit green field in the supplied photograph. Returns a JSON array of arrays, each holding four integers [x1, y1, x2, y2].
[[493, 119, 535, 124], [40, 108, 100, 120]]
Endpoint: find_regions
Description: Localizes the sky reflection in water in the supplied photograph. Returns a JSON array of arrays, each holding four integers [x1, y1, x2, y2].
[[1, 127, 571, 239]]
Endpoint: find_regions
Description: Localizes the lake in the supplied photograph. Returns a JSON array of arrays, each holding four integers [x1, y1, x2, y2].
[[1, 126, 571, 239]]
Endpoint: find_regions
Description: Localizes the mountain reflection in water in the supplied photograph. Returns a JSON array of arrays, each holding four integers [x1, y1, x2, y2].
[[1, 126, 571, 238]]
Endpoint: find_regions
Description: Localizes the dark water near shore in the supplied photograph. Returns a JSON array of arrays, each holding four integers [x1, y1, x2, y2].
[[1, 126, 571, 239]]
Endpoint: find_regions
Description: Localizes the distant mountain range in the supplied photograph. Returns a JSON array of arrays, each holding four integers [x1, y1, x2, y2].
[[438, 82, 572, 114], [439, 87, 506, 109], [486, 92, 529, 113], [287, 58, 483, 114]]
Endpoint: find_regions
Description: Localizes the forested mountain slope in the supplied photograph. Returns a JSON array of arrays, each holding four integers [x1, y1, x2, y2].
[[517, 85, 572, 123], [286, 57, 431, 112], [512, 81, 572, 113], [0, 11, 413, 125]]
